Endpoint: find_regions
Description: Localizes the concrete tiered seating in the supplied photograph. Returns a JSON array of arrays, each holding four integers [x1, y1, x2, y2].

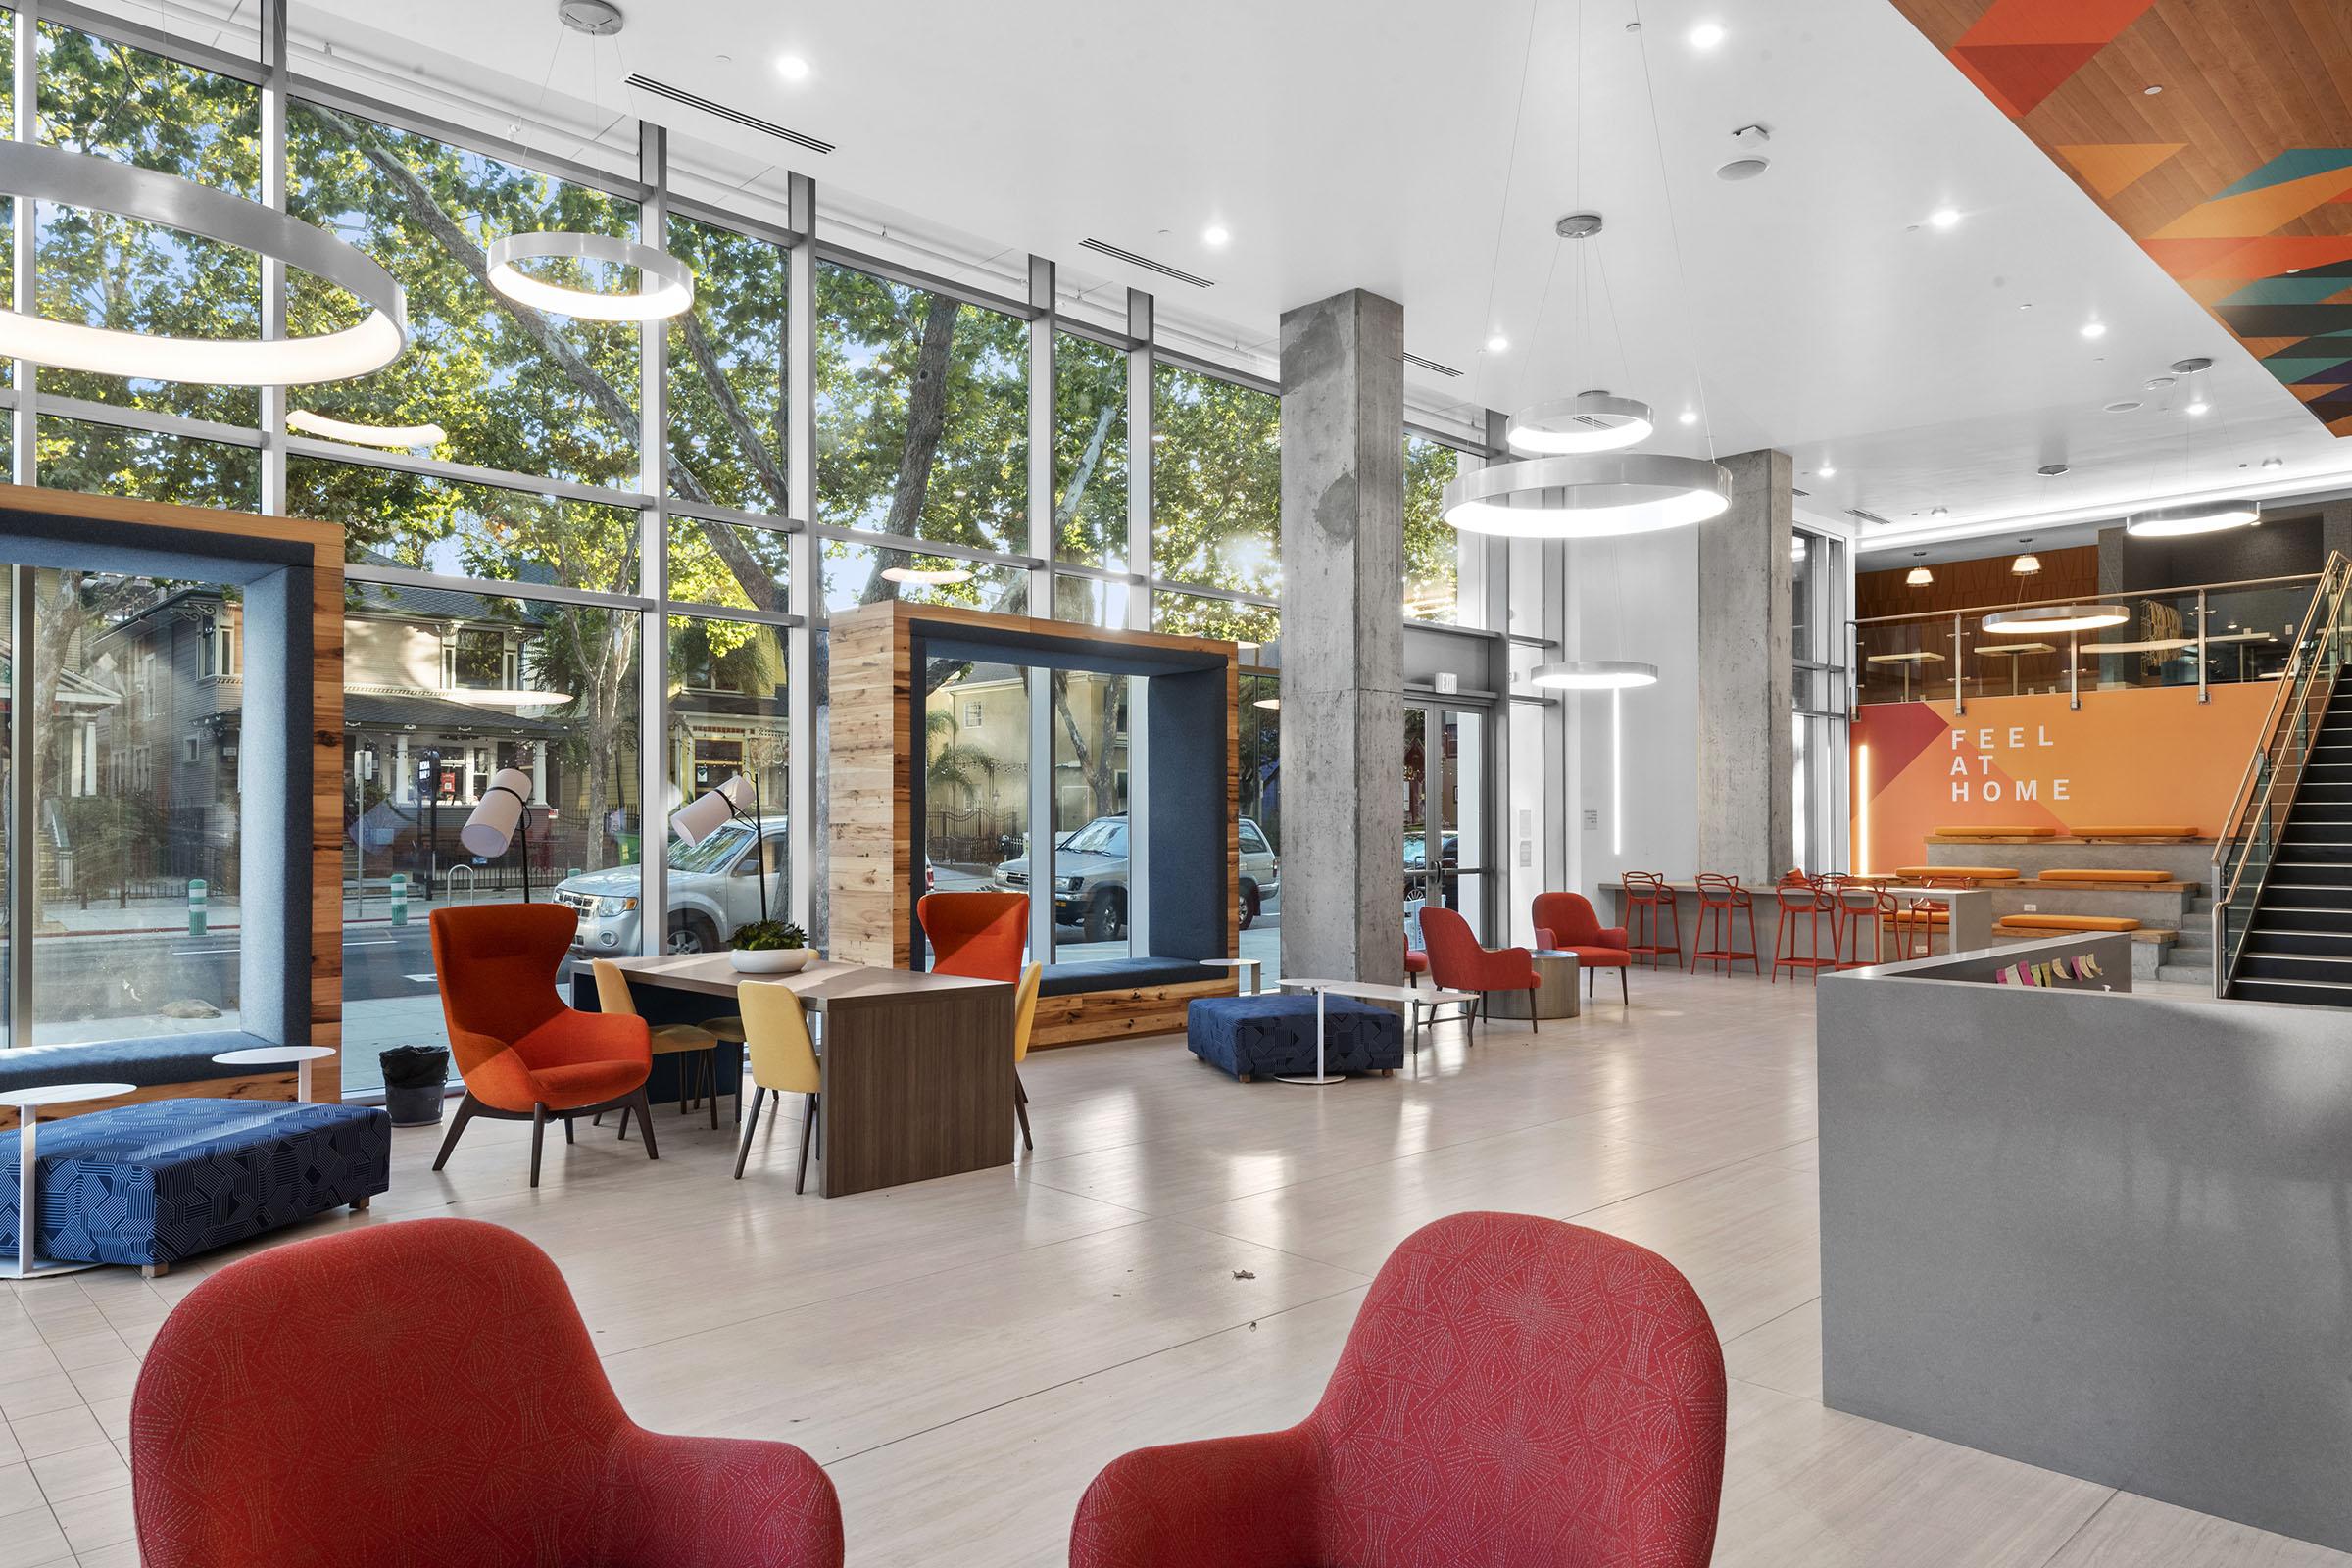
[[1893, 865, 2019, 883]]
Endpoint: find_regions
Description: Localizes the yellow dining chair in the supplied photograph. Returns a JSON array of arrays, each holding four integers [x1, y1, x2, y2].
[[1013, 961, 1042, 1152], [591, 960, 723, 1134], [733, 980, 823, 1191]]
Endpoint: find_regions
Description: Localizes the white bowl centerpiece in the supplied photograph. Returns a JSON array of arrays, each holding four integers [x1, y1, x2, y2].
[[728, 919, 814, 974]]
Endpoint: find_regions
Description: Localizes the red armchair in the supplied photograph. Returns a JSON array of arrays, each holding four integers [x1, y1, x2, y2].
[[1070, 1211, 1727, 1568], [919, 889, 1028, 979], [1532, 890, 1634, 1004], [429, 904, 655, 1187], [1417, 905, 1539, 1035], [131, 1217, 844, 1568]]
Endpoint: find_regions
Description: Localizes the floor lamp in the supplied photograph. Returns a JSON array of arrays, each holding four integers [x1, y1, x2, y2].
[[672, 771, 770, 926], [461, 766, 538, 903]]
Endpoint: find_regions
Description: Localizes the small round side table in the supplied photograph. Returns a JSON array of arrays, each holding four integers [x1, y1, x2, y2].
[[6, 1082, 135, 1280], [1200, 957, 1264, 996], [211, 1045, 338, 1102]]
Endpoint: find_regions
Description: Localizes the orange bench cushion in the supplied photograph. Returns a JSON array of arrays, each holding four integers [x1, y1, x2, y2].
[[2069, 825, 2196, 838], [1893, 865, 2020, 881], [1998, 914, 2140, 933], [1934, 825, 2056, 838], [2035, 869, 2168, 884]]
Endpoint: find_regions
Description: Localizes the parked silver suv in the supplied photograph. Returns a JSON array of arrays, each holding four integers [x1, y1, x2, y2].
[[994, 813, 1280, 942], [553, 816, 786, 956]]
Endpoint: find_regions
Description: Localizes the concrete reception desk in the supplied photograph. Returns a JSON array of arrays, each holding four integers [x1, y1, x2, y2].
[[1819, 935, 2352, 1554]]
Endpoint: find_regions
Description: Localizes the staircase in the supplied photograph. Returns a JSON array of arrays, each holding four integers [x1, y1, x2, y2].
[[2218, 552, 2352, 1006]]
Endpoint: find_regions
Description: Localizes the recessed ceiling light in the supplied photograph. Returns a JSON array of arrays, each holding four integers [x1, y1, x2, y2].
[[1688, 21, 1727, 49], [2263, 456, 2284, 469], [1931, 506, 1949, 517], [774, 53, 811, 81], [2186, 398, 2210, 416], [2144, 375, 2175, 389], [1202, 224, 1231, 247], [1818, 465, 1838, 477], [2141, 83, 2163, 95], [2080, 320, 2107, 339], [1486, 333, 1509, 354], [1716, 157, 1770, 181], [1928, 207, 1961, 229], [1678, 409, 1698, 425], [2287, 267, 2303, 275], [2104, 400, 2140, 413]]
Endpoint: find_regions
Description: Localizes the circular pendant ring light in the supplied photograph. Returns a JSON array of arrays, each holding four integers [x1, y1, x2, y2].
[[1531, 660, 1659, 690], [287, 410, 447, 450], [1980, 604, 2131, 636], [2126, 498, 2260, 537], [879, 563, 973, 587], [0, 143, 406, 385], [1506, 391, 1655, 456], [486, 231, 695, 322], [1442, 452, 1732, 539]]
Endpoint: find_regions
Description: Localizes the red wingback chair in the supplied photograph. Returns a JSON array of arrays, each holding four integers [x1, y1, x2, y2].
[[1531, 890, 1634, 1004], [919, 889, 1029, 980], [131, 1218, 844, 1568], [1417, 906, 1540, 1034], [429, 904, 655, 1187], [1069, 1211, 1727, 1568]]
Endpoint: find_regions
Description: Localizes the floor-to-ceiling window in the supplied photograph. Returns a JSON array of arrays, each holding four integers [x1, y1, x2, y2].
[[0, 0, 1509, 1082], [1792, 527, 1851, 875]]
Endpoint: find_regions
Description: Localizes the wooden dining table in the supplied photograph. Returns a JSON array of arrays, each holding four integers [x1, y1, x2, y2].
[[596, 955, 1015, 1198]]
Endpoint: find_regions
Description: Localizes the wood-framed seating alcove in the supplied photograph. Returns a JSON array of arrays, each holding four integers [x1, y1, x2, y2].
[[827, 601, 1242, 1047]]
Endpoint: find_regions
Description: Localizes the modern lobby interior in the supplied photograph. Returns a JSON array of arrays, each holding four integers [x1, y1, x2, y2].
[[4, 0, 2352, 1565]]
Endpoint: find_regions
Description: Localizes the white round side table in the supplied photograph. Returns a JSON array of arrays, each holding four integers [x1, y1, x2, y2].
[[211, 1045, 337, 1102], [6, 1082, 134, 1280], [1200, 957, 1264, 996]]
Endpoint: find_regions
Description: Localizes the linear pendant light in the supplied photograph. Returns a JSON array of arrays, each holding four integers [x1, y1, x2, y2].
[[0, 143, 407, 385], [1531, 660, 1659, 690]]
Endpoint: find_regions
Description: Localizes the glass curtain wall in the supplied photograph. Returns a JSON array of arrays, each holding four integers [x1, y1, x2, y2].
[[0, 0, 1501, 1082], [1792, 528, 1851, 876]]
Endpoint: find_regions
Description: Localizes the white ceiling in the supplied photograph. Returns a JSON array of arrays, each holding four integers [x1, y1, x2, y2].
[[241, 0, 2352, 551]]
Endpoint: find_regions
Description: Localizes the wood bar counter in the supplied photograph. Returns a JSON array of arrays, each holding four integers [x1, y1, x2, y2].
[[602, 955, 1014, 1198]]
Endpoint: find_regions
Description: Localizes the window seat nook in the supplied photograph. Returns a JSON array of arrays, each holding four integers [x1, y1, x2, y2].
[[0, 1033, 301, 1130]]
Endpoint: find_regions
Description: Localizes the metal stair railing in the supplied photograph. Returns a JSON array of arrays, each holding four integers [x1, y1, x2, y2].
[[2214, 551, 2352, 995]]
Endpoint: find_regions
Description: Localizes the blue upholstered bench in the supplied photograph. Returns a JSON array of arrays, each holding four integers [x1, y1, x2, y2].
[[1187, 995, 1403, 1081], [0, 1099, 390, 1277]]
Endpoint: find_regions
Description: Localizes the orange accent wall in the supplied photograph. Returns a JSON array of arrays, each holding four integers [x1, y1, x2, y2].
[[1850, 684, 2271, 871]]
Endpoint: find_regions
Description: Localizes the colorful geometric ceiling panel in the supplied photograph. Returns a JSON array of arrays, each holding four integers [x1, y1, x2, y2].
[[1892, 0, 2352, 436]]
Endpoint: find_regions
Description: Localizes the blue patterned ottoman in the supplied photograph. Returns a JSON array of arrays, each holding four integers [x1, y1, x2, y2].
[[1187, 995, 1403, 1081], [0, 1099, 390, 1275]]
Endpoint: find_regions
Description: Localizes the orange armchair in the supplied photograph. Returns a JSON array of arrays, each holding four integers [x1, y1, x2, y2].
[[1532, 890, 1634, 1004], [429, 904, 656, 1187], [919, 889, 1028, 980], [132, 1218, 845, 1568], [1418, 906, 1540, 1036]]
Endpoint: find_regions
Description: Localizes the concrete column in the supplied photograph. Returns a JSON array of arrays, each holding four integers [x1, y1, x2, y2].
[[1278, 289, 1407, 983], [1695, 448, 1793, 883]]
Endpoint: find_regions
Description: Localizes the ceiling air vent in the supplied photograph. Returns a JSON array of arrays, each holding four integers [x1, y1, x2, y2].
[[1403, 352, 1464, 379], [1848, 508, 1893, 527], [625, 74, 835, 154], [1078, 238, 1214, 288]]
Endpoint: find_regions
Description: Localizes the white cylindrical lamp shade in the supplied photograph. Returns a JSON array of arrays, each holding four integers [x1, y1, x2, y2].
[[671, 773, 753, 845], [460, 767, 535, 856]]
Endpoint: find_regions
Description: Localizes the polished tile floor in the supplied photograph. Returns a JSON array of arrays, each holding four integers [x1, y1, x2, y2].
[[2, 966, 2341, 1567]]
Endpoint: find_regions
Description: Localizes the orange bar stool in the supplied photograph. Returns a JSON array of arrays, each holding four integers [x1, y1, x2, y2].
[[1771, 882, 1838, 984], [1832, 885, 1895, 969], [1692, 873, 1759, 976], [1886, 875, 1963, 959], [1622, 871, 1683, 969]]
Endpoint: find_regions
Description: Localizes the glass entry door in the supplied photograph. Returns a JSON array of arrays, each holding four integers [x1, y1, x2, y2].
[[1404, 702, 1490, 941]]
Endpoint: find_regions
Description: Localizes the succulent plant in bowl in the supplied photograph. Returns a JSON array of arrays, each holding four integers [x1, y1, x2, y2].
[[730, 919, 813, 973]]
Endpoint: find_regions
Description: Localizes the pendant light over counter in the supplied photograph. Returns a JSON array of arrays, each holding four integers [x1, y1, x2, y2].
[[0, 142, 408, 385], [1980, 603, 2130, 636]]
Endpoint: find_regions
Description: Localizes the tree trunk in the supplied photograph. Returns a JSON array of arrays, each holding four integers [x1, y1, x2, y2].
[[858, 293, 962, 605]]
